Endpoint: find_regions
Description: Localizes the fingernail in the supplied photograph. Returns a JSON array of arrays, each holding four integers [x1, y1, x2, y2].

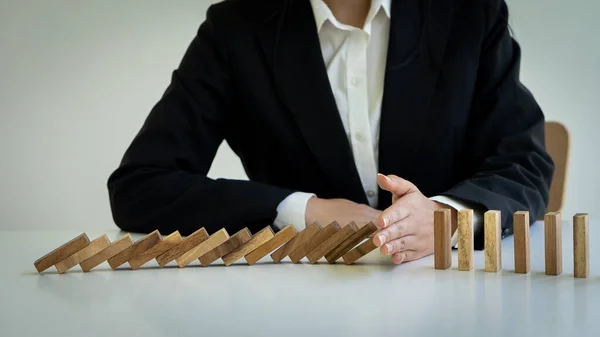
[[385, 244, 393, 255], [383, 217, 390, 227], [378, 234, 386, 246]]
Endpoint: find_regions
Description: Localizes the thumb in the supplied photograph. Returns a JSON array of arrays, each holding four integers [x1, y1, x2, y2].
[[377, 174, 418, 197]]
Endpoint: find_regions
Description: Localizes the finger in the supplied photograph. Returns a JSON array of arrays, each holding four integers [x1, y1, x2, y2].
[[373, 220, 417, 247], [379, 235, 418, 256], [376, 174, 418, 197], [392, 251, 421, 265], [378, 201, 410, 229]]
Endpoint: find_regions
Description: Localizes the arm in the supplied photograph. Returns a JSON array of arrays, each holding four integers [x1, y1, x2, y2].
[[107, 6, 294, 236], [441, 1, 554, 247]]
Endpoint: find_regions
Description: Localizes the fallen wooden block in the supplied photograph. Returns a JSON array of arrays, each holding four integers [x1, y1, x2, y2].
[[34, 233, 90, 273], [222, 227, 274, 266], [288, 222, 340, 264], [108, 230, 162, 270], [458, 209, 474, 271], [199, 228, 252, 266], [128, 231, 183, 270], [484, 210, 502, 273], [155, 228, 209, 267], [270, 222, 322, 263], [306, 222, 359, 264], [513, 211, 530, 274], [176, 229, 230, 268], [245, 225, 297, 265], [325, 222, 378, 263], [55, 235, 111, 274], [434, 209, 452, 270], [544, 212, 562, 276], [80, 234, 134, 272], [342, 238, 378, 265], [573, 213, 589, 278]]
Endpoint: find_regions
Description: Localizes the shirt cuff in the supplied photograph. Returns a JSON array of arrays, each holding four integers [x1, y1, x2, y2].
[[274, 192, 316, 232], [430, 195, 483, 248]]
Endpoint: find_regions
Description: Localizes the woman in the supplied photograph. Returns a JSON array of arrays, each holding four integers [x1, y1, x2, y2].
[[108, 0, 554, 264]]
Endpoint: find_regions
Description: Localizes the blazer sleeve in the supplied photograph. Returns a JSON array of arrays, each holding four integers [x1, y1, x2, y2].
[[442, 1, 555, 247], [107, 6, 294, 236]]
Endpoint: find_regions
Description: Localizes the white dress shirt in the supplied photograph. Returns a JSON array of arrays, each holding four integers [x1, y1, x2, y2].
[[274, 0, 481, 247]]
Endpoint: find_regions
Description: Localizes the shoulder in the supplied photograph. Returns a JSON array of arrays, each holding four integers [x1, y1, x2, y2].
[[450, 0, 509, 37]]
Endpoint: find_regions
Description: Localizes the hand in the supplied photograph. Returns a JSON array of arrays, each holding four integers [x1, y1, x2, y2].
[[373, 174, 454, 264], [305, 197, 381, 228]]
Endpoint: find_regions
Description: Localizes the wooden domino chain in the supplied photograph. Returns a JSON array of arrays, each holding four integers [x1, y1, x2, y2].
[[434, 210, 591, 278], [33, 211, 592, 277]]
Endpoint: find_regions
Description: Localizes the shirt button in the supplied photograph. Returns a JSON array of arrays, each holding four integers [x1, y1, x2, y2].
[[367, 190, 376, 198], [351, 77, 360, 86], [355, 133, 364, 142]]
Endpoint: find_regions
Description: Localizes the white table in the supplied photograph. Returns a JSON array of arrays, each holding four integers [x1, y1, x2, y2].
[[1, 219, 597, 337]]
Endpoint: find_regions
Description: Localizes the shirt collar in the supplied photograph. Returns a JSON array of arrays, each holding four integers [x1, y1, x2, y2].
[[310, 0, 391, 33]]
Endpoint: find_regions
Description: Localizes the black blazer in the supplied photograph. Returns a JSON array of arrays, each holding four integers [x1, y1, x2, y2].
[[107, 0, 554, 249]]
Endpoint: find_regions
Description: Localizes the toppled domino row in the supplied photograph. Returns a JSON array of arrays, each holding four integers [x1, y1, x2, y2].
[[34, 221, 381, 274], [434, 210, 590, 278]]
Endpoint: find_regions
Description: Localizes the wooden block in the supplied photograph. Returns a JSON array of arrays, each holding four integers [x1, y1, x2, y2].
[[513, 211, 530, 274], [325, 222, 378, 264], [289, 222, 340, 264], [54, 235, 111, 274], [245, 225, 297, 265], [176, 229, 230, 267], [155, 228, 209, 267], [108, 230, 161, 269], [458, 209, 474, 271], [342, 238, 378, 265], [128, 231, 183, 270], [199, 228, 252, 266], [573, 213, 589, 278], [223, 227, 274, 266], [270, 222, 322, 263], [434, 209, 452, 270], [544, 212, 562, 276], [80, 234, 134, 272], [34, 233, 90, 273], [484, 210, 502, 272], [306, 222, 359, 264]]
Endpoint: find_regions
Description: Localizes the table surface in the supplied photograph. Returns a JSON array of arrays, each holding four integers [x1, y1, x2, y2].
[[1, 219, 598, 337]]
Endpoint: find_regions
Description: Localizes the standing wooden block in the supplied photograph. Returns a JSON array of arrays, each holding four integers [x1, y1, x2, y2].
[[573, 213, 589, 278], [288, 222, 340, 264], [306, 222, 359, 264], [34, 233, 90, 273], [245, 225, 297, 265], [513, 211, 530, 274], [434, 209, 452, 270], [80, 234, 134, 272], [128, 231, 183, 270], [222, 227, 274, 266], [342, 239, 378, 265], [176, 229, 230, 268], [544, 212, 562, 276], [484, 210, 502, 272], [458, 209, 474, 271], [325, 222, 378, 263], [270, 222, 322, 263], [108, 230, 162, 270], [155, 228, 209, 267], [199, 228, 252, 266], [55, 235, 111, 274]]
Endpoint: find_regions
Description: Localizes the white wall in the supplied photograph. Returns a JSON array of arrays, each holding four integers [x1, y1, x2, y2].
[[0, 0, 597, 230]]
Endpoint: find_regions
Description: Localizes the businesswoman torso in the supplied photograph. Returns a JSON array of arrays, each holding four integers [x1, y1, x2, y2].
[[108, 0, 554, 250]]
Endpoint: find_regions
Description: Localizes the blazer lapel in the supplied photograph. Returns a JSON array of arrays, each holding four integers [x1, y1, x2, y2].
[[256, 0, 367, 203], [378, 0, 456, 209]]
